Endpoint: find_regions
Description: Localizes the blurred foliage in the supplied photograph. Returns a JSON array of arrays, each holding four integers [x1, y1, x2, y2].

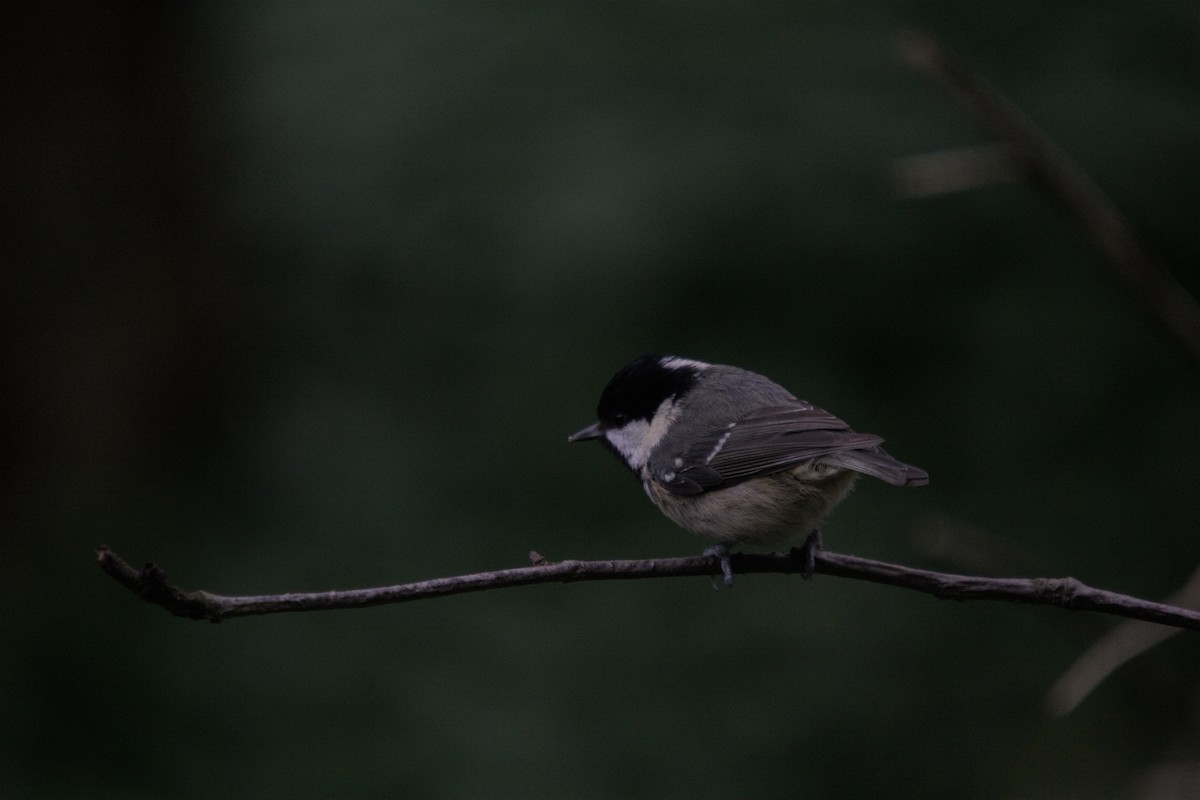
[[3, 1, 1199, 798]]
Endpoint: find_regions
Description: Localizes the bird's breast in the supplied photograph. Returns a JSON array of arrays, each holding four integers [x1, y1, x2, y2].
[[641, 467, 859, 546]]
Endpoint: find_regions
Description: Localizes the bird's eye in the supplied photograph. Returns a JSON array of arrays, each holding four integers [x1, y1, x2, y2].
[[612, 412, 627, 426]]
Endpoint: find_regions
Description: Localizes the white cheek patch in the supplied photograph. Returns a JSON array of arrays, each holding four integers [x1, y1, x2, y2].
[[604, 420, 652, 469], [604, 397, 681, 470]]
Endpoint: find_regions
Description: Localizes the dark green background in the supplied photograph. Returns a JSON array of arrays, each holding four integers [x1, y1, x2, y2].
[[5, 2, 1199, 797]]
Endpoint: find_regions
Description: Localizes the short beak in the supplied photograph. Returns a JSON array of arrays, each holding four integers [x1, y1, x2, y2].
[[567, 421, 604, 443]]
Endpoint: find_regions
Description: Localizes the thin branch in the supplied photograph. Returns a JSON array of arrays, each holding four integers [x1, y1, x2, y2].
[[97, 544, 1200, 630], [897, 28, 1200, 371]]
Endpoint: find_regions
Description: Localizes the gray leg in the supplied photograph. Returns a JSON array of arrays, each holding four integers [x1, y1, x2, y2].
[[793, 529, 823, 579], [702, 543, 735, 587]]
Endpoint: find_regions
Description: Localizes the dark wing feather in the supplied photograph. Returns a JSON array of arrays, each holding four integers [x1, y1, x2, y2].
[[656, 403, 910, 495]]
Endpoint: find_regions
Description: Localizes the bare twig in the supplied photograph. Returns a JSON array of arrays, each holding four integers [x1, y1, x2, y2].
[[898, 28, 1200, 370], [96, 544, 1200, 629]]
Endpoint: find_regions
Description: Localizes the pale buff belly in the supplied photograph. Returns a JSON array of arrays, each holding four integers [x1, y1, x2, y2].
[[643, 466, 859, 546]]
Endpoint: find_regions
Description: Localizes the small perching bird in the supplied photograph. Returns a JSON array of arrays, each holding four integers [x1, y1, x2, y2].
[[568, 355, 928, 585]]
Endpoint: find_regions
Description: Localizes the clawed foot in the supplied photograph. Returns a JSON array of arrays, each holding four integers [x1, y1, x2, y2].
[[703, 543, 735, 588], [789, 529, 823, 579]]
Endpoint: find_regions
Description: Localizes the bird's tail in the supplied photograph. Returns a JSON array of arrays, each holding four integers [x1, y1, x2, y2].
[[824, 448, 929, 487]]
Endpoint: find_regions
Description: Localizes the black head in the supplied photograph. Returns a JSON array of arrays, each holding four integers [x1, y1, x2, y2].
[[594, 354, 706, 428]]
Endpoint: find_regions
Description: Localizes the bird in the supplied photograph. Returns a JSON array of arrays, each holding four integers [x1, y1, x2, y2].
[[568, 354, 928, 585]]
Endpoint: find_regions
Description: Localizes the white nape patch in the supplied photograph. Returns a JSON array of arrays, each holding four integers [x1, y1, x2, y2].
[[658, 356, 711, 372], [603, 397, 682, 470]]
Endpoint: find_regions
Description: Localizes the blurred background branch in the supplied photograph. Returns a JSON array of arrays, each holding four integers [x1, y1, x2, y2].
[[892, 144, 1021, 199], [896, 29, 1200, 731], [897, 28, 1200, 371], [1047, 562, 1200, 716]]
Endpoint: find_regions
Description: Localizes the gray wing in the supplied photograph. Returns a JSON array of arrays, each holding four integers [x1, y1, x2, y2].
[[654, 402, 927, 495]]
